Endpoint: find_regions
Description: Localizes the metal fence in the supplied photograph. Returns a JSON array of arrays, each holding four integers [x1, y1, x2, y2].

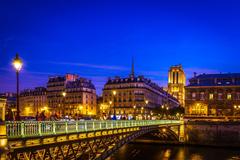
[[6, 120, 181, 138]]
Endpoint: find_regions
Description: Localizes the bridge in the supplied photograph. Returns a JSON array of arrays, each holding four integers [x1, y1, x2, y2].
[[0, 120, 184, 160]]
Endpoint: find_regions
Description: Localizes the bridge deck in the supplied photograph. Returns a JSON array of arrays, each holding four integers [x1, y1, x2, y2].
[[6, 120, 181, 139]]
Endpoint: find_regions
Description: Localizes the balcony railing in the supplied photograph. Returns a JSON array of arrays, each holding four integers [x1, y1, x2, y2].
[[6, 120, 180, 139]]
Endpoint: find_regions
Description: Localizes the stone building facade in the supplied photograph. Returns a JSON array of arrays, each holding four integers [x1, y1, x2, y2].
[[64, 78, 97, 116], [47, 74, 97, 117], [0, 92, 16, 112], [185, 73, 240, 116], [19, 87, 47, 117]]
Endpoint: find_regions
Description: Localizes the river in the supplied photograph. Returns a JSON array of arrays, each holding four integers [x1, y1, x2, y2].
[[108, 143, 240, 160]]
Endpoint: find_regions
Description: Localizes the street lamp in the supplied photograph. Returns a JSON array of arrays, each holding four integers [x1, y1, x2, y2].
[[112, 90, 117, 119], [79, 105, 83, 115], [109, 101, 112, 118], [62, 92, 66, 116], [145, 100, 149, 120], [145, 100, 149, 105], [133, 105, 136, 120], [12, 53, 23, 120]]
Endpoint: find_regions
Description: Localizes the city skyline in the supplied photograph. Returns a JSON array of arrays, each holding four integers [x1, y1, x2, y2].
[[0, 56, 232, 95], [1, 0, 240, 94]]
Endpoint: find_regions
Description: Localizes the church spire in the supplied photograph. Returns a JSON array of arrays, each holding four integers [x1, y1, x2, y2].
[[130, 57, 135, 77]]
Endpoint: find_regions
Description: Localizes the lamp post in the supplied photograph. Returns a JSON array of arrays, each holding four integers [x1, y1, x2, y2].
[[145, 100, 149, 120], [112, 90, 117, 119], [62, 92, 66, 116], [79, 105, 83, 117], [133, 105, 136, 120], [141, 107, 144, 120], [109, 101, 112, 119], [12, 53, 23, 120]]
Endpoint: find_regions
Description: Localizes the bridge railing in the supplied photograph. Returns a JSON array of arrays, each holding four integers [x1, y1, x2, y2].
[[6, 120, 181, 139]]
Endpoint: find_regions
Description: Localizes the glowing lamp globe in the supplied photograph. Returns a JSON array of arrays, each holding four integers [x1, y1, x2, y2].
[[13, 54, 23, 72]]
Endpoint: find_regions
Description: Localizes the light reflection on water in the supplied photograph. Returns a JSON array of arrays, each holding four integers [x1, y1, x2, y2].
[[109, 143, 240, 160]]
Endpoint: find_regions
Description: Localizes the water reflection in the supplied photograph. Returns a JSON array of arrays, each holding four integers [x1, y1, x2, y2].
[[109, 143, 240, 160]]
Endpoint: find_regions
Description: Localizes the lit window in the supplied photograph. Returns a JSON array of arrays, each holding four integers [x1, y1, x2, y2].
[[209, 93, 213, 100], [200, 92, 205, 100], [192, 92, 196, 98], [227, 93, 232, 100]]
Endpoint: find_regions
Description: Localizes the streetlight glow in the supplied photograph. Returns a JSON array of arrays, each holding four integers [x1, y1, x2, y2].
[[13, 54, 23, 72], [62, 92, 66, 97], [145, 100, 149, 104], [79, 105, 83, 110]]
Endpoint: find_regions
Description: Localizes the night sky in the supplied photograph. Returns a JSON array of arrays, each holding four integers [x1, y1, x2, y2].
[[1, 0, 240, 95]]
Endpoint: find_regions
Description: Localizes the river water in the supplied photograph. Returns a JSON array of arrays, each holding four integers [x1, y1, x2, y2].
[[108, 143, 240, 160]]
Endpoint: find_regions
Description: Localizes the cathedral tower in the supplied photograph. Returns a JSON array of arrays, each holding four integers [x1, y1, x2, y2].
[[168, 65, 186, 107]]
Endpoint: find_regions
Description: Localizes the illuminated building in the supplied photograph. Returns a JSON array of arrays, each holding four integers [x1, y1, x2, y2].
[[102, 60, 179, 119], [0, 98, 6, 121], [19, 87, 47, 117], [185, 73, 240, 116], [168, 65, 186, 107], [0, 93, 16, 112], [65, 78, 97, 116], [47, 74, 96, 116], [47, 74, 78, 115]]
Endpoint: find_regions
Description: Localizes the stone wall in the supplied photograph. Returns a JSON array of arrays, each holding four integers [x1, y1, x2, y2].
[[185, 121, 240, 147]]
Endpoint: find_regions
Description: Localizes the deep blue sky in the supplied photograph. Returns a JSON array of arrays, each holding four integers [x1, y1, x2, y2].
[[1, 0, 240, 95]]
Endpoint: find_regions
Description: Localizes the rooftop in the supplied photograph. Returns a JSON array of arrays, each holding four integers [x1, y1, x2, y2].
[[187, 73, 240, 87]]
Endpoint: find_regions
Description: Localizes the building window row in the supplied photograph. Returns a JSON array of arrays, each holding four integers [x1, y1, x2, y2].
[[190, 92, 240, 100]]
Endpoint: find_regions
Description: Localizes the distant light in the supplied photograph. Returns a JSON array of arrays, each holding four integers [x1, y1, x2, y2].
[[145, 100, 149, 104]]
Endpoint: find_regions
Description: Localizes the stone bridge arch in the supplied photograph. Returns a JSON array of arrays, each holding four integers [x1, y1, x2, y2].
[[133, 125, 182, 144]]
